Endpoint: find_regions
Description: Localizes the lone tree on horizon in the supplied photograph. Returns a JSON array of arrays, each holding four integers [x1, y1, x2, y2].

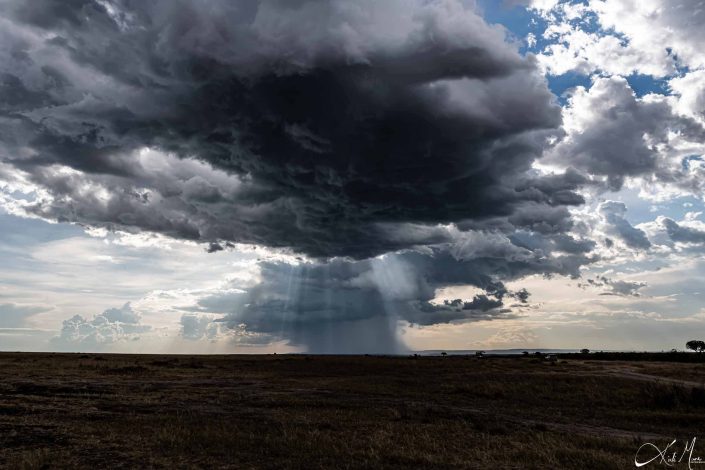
[[686, 340, 705, 352]]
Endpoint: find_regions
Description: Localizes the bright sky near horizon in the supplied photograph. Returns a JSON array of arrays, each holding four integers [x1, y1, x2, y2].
[[1, 0, 705, 353]]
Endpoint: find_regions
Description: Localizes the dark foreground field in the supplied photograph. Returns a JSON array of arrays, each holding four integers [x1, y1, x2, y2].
[[1, 353, 704, 469]]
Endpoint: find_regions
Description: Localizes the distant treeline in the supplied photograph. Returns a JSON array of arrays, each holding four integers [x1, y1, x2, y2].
[[558, 351, 705, 362]]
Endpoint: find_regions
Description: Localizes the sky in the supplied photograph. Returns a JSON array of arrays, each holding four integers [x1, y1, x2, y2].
[[1, 0, 705, 354]]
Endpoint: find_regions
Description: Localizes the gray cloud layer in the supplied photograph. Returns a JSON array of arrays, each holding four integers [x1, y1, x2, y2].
[[0, 303, 47, 328], [662, 218, 705, 245]]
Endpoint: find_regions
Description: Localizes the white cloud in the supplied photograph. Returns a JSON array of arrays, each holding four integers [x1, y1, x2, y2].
[[670, 70, 705, 125], [51, 303, 152, 349], [538, 23, 671, 77], [592, 0, 705, 71], [544, 76, 705, 195], [533, 0, 705, 77]]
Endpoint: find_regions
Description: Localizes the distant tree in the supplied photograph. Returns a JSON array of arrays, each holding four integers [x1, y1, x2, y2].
[[580, 348, 590, 355], [686, 340, 705, 352], [522, 351, 529, 357], [440, 351, 448, 357]]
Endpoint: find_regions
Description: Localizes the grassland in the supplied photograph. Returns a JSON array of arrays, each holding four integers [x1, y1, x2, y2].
[[0, 352, 704, 469]]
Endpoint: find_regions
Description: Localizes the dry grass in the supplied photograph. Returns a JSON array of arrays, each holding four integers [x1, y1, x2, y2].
[[0, 353, 703, 468]]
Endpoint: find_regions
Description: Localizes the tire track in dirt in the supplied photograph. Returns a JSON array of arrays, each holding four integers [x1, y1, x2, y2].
[[604, 369, 705, 388]]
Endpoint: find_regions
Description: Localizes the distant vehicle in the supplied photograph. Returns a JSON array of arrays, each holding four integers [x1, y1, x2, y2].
[[475, 351, 485, 358], [546, 354, 558, 363]]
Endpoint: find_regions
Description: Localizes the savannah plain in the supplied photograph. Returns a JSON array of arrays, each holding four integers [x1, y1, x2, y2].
[[0, 352, 704, 469]]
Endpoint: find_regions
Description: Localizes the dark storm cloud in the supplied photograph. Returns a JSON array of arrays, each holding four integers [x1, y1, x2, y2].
[[508, 230, 596, 256], [0, 0, 580, 259], [201, 247, 591, 353], [0, 0, 604, 348]]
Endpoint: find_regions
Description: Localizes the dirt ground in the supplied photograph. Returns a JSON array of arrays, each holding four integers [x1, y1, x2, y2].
[[0, 352, 703, 469]]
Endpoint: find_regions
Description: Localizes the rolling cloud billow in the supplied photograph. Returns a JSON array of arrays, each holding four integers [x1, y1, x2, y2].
[[0, 0, 607, 351]]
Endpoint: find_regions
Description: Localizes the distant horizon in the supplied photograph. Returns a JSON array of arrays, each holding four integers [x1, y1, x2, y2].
[[0, 347, 700, 357]]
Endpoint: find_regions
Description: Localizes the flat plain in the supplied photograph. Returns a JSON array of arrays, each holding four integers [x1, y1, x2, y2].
[[0, 352, 704, 469]]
